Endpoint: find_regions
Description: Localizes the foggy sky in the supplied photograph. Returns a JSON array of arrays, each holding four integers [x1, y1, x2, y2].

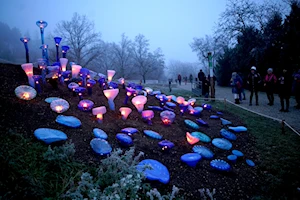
[[0, 0, 228, 63]]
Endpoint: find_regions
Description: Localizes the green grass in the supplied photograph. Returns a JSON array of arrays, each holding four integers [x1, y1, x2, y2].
[[208, 101, 300, 199]]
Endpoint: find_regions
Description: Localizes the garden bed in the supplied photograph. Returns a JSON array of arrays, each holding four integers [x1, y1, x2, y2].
[[0, 63, 261, 199]]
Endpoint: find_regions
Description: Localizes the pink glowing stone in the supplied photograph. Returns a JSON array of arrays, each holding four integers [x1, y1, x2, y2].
[[132, 95, 147, 113], [186, 132, 200, 145], [119, 107, 132, 120], [92, 106, 107, 123], [176, 96, 185, 104]]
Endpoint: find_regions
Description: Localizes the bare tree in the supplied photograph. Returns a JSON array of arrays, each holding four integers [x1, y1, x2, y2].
[[112, 33, 133, 78], [90, 42, 115, 73], [55, 12, 102, 68]]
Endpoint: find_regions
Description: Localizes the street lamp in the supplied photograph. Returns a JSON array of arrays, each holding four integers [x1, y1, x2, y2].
[[54, 37, 62, 62], [20, 37, 30, 63], [36, 20, 48, 58], [61, 45, 70, 58]]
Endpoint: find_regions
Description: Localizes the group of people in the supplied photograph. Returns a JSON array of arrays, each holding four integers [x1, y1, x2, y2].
[[231, 66, 300, 112], [177, 74, 194, 85]]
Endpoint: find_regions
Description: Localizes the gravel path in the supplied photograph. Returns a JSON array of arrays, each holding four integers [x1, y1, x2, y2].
[[177, 83, 300, 134]]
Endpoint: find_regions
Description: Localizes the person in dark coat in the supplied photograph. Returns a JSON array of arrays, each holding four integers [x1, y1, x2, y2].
[[177, 74, 182, 85], [264, 68, 277, 106], [293, 69, 300, 109], [278, 68, 292, 112], [198, 69, 206, 95], [247, 66, 261, 106], [202, 76, 210, 98], [230, 72, 243, 104]]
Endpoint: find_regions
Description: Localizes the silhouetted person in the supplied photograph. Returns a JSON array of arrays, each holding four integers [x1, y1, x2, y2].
[[178, 74, 182, 85], [247, 66, 261, 106], [189, 74, 193, 84], [278, 68, 292, 112], [293, 68, 300, 109], [264, 68, 277, 106], [203, 76, 210, 99], [198, 69, 205, 95]]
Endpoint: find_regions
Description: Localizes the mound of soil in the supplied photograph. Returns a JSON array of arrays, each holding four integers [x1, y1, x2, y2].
[[0, 63, 261, 199]]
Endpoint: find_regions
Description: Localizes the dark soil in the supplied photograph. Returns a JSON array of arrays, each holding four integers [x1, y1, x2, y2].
[[0, 63, 261, 200]]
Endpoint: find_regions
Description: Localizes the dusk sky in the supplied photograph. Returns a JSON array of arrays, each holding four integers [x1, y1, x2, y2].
[[1, 0, 230, 63]]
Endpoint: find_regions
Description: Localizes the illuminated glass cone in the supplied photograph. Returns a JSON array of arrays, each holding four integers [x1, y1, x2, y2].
[[21, 63, 34, 87], [72, 65, 82, 78], [103, 89, 119, 111], [119, 107, 132, 120], [107, 70, 115, 83], [92, 106, 107, 123], [132, 95, 147, 113]]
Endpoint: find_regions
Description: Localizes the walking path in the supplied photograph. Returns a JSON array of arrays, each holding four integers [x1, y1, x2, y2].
[[177, 83, 300, 134]]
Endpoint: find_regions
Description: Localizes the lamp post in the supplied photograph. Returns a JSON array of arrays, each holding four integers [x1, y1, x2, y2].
[[61, 45, 69, 58], [208, 52, 215, 99], [20, 37, 30, 63], [36, 20, 48, 58], [54, 37, 62, 62]]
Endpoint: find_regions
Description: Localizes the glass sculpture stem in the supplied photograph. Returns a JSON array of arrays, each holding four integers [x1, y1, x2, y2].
[[56, 45, 59, 62], [108, 99, 115, 111], [124, 95, 129, 105], [62, 52, 66, 58], [35, 82, 41, 93]]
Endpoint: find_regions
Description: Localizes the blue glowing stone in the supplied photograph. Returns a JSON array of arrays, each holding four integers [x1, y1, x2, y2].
[[202, 103, 212, 110], [148, 106, 164, 111], [246, 159, 255, 167], [93, 128, 108, 140], [158, 140, 175, 150], [34, 128, 67, 144], [228, 126, 247, 132], [193, 145, 214, 159], [227, 155, 237, 163], [220, 118, 232, 126], [210, 115, 220, 119], [220, 129, 237, 141], [184, 119, 200, 130], [152, 91, 161, 95], [170, 95, 177, 102], [121, 127, 138, 135], [191, 132, 211, 143], [217, 111, 223, 115], [143, 130, 163, 140], [56, 115, 81, 128], [137, 159, 170, 184], [210, 159, 231, 171], [90, 138, 112, 155], [232, 150, 244, 157], [212, 138, 232, 150], [196, 119, 208, 126], [166, 102, 176, 108], [45, 97, 62, 103], [181, 153, 202, 167], [116, 133, 133, 146]]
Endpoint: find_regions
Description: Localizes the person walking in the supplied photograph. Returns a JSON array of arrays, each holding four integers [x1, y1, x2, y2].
[[247, 66, 261, 106], [264, 68, 277, 106], [238, 72, 246, 101], [231, 72, 243, 104], [198, 69, 206, 96], [293, 68, 300, 109], [278, 68, 292, 112], [178, 74, 182, 85], [189, 74, 193, 84]]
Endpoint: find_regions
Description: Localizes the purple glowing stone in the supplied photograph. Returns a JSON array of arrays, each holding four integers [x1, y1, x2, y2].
[[227, 155, 237, 163], [210, 115, 220, 119], [202, 103, 212, 110], [68, 82, 79, 90], [160, 110, 176, 125], [75, 87, 86, 93], [87, 79, 96, 86], [158, 140, 175, 150], [109, 81, 118, 89], [78, 99, 94, 111], [181, 153, 202, 167]]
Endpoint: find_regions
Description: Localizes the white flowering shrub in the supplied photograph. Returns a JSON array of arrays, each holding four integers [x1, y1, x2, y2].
[[198, 188, 216, 200], [147, 185, 181, 200]]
